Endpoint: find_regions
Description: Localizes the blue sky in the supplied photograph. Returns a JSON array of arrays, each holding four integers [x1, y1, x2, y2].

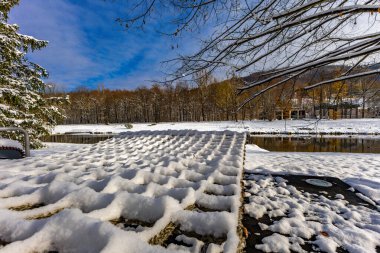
[[9, 0, 200, 91]]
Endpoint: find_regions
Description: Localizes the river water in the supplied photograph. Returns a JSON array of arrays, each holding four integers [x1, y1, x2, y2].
[[42, 134, 380, 153], [248, 135, 380, 153]]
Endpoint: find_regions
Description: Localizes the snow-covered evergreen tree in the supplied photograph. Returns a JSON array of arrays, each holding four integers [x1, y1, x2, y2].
[[0, 0, 65, 148]]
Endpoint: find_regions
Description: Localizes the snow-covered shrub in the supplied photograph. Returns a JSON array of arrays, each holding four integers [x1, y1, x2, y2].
[[125, 123, 133, 129], [0, 0, 66, 148]]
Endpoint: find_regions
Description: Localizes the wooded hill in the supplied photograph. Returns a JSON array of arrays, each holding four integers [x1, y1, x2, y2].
[[50, 67, 380, 124]]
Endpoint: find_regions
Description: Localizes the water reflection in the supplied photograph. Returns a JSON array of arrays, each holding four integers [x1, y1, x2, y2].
[[248, 136, 380, 153], [42, 134, 114, 144]]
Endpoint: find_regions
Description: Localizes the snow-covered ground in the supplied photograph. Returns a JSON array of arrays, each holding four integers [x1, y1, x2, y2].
[[53, 119, 380, 135], [243, 174, 380, 253], [244, 146, 380, 252], [0, 131, 245, 253], [245, 145, 380, 204], [31, 142, 89, 157], [1, 130, 379, 252]]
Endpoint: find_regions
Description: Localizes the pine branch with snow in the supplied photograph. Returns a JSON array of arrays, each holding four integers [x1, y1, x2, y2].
[[0, 0, 65, 148]]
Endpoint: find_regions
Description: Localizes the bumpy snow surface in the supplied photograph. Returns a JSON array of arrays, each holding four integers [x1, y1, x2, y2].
[[244, 174, 380, 253], [0, 131, 245, 253], [245, 146, 380, 205], [244, 145, 380, 253]]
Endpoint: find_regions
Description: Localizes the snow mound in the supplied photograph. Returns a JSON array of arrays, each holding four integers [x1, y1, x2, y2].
[[0, 138, 23, 150], [0, 130, 246, 253], [246, 144, 269, 153]]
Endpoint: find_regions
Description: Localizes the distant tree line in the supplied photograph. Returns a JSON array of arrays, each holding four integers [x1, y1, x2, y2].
[[51, 76, 253, 124], [48, 67, 380, 124]]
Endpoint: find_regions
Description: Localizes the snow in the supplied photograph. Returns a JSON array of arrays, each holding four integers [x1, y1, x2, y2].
[[1, 126, 379, 252], [246, 144, 269, 153], [0, 138, 23, 150], [0, 131, 245, 253], [244, 142, 380, 252], [31, 142, 89, 157], [245, 147, 380, 204], [255, 233, 291, 253], [244, 174, 380, 253], [52, 119, 380, 135]]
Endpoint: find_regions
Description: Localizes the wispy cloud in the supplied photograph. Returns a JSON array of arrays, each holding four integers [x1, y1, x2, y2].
[[9, 0, 200, 90]]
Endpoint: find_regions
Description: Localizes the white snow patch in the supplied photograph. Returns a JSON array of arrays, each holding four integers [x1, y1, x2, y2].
[[0, 138, 23, 150], [245, 150, 380, 205], [255, 233, 291, 253], [246, 144, 269, 153], [52, 119, 380, 135], [0, 131, 246, 253], [244, 174, 380, 253]]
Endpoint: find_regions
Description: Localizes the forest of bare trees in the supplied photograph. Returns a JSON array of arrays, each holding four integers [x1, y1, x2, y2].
[[56, 77, 245, 124], [52, 68, 380, 124]]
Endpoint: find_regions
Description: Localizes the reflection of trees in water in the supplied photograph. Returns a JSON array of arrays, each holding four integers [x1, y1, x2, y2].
[[42, 135, 113, 144], [248, 136, 380, 153]]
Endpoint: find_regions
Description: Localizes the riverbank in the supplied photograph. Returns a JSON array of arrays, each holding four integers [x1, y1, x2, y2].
[[53, 119, 380, 136]]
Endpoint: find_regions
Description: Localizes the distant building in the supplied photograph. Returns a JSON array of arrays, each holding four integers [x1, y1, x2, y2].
[[261, 97, 379, 120]]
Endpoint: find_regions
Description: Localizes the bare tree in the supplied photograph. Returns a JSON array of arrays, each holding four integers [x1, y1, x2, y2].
[[115, 0, 380, 108], [195, 70, 215, 121], [354, 77, 380, 117]]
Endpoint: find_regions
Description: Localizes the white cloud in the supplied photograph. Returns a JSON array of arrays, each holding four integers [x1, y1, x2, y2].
[[9, 0, 202, 90]]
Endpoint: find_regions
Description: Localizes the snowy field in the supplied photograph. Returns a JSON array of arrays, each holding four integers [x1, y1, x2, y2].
[[1, 130, 380, 252], [243, 174, 380, 252], [0, 131, 246, 253], [245, 145, 380, 204], [244, 145, 380, 252], [53, 118, 380, 135]]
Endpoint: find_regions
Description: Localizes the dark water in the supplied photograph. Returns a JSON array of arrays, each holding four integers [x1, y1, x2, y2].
[[248, 135, 380, 153], [42, 134, 115, 144], [43, 134, 380, 153]]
